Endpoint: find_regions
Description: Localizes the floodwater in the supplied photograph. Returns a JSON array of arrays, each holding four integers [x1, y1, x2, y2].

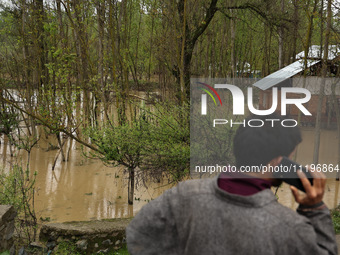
[[0, 134, 172, 223], [0, 127, 340, 223], [277, 127, 340, 210]]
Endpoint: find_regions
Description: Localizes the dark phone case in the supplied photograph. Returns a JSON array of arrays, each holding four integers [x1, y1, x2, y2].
[[273, 157, 313, 192]]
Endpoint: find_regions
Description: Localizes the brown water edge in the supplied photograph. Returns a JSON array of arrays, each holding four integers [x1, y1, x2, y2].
[[0, 127, 340, 223], [0, 133, 172, 223]]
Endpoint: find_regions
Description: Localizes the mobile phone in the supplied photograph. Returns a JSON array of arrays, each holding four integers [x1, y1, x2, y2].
[[273, 157, 313, 192]]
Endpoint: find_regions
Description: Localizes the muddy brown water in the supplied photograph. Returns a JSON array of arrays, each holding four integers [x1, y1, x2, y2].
[[0, 134, 172, 223], [277, 127, 340, 210], [0, 127, 340, 223]]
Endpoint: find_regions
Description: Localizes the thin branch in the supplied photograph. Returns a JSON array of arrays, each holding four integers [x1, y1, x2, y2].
[[0, 96, 102, 153]]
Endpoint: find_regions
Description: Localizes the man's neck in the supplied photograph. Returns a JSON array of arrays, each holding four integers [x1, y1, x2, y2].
[[217, 172, 272, 196]]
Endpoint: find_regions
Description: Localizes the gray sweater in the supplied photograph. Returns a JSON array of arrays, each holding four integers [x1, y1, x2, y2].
[[126, 177, 337, 255]]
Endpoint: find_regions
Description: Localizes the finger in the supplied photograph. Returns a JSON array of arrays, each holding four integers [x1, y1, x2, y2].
[[297, 171, 314, 196], [297, 170, 312, 189], [313, 175, 326, 197], [312, 171, 323, 189], [310, 169, 326, 190], [290, 185, 302, 203], [309, 168, 325, 180], [309, 168, 320, 178], [320, 171, 326, 179], [306, 167, 322, 190], [319, 172, 327, 189]]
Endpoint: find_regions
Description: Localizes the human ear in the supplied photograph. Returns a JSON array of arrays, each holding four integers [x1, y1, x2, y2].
[[267, 156, 283, 167]]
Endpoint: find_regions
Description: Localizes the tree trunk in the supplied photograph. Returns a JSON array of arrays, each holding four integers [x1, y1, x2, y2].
[[175, 0, 218, 101], [34, 0, 46, 87], [230, 11, 236, 77], [128, 167, 135, 205], [148, 2, 155, 82], [331, 80, 340, 180], [313, 0, 331, 165], [278, 0, 284, 69], [297, 0, 318, 126], [291, 0, 299, 62], [179, 0, 187, 104]]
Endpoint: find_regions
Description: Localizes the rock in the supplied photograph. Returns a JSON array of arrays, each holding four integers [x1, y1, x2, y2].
[[102, 239, 113, 246], [94, 243, 99, 248], [122, 237, 126, 243], [46, 241, 56, 250], [96, 248, 109, 254], [48, 232, 57, 241], [9, 245, 15, 255], [39, 218, 131, 242], [0, 205, 16, 251], [29, 242, 44, 251], [18, 247, 27, 255], [39, 218, 131, 254], [115, 240, 121, 246], [76, 240, 88, 251]]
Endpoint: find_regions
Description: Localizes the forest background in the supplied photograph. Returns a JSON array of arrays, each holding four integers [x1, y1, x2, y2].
[[0, 0, 339, 247]]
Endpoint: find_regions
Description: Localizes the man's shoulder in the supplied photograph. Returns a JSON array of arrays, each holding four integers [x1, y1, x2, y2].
[[170, 177, 215, 197], [266, 199, 310, 227]]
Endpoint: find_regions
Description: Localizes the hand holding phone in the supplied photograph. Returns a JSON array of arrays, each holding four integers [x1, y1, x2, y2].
[[274, 157, 326, 206], [290, 170, 326, 206], [273, 157, 313, 192]]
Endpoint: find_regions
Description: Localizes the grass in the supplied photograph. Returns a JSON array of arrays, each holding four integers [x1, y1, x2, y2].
[[113, 245, 130, 255], [0, 243, 130, 255], [53, 242, 130, 255], [54, 242, 80, 255]]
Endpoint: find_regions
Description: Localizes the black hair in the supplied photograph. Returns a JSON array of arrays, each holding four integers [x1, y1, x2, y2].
[[233, 113, 302, 169]]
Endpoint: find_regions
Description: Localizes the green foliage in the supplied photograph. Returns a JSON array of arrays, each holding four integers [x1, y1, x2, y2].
[[53, 242, 130, 255], [331, 205, 340, 234], [0, 104, 18, 135], [86, 117, 146, 169], [54, 241, 81, 255], [141, 102, 190, 181], [0, 164, 37, 244], [45, 49, 77, 86], [85, 102, 190, 182]]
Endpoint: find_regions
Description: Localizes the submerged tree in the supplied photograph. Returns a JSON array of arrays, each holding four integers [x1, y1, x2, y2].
[[86, 118, 145, 205], [86, 102, 190, 204]]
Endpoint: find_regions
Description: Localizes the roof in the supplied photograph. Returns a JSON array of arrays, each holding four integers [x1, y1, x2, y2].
[[253, 45, 339, 90], [295, 45, 340, 60], [253, 59, 320, 90]]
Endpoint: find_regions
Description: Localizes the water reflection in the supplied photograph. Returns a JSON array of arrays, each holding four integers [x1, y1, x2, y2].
[[1, 126, 340, 222], [0, 132, 171, 223]]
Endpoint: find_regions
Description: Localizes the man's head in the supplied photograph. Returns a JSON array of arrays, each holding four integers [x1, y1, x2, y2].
[[233, 113, 302, 170]]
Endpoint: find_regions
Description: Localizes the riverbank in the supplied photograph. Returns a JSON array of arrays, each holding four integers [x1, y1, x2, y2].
[[1, 203, 340, 255]]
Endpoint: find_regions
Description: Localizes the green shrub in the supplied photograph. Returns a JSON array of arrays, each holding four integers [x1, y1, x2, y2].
[[54, 241, 81, 255], [0, 164, 37, 244], [331, 205, 340, 234]]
